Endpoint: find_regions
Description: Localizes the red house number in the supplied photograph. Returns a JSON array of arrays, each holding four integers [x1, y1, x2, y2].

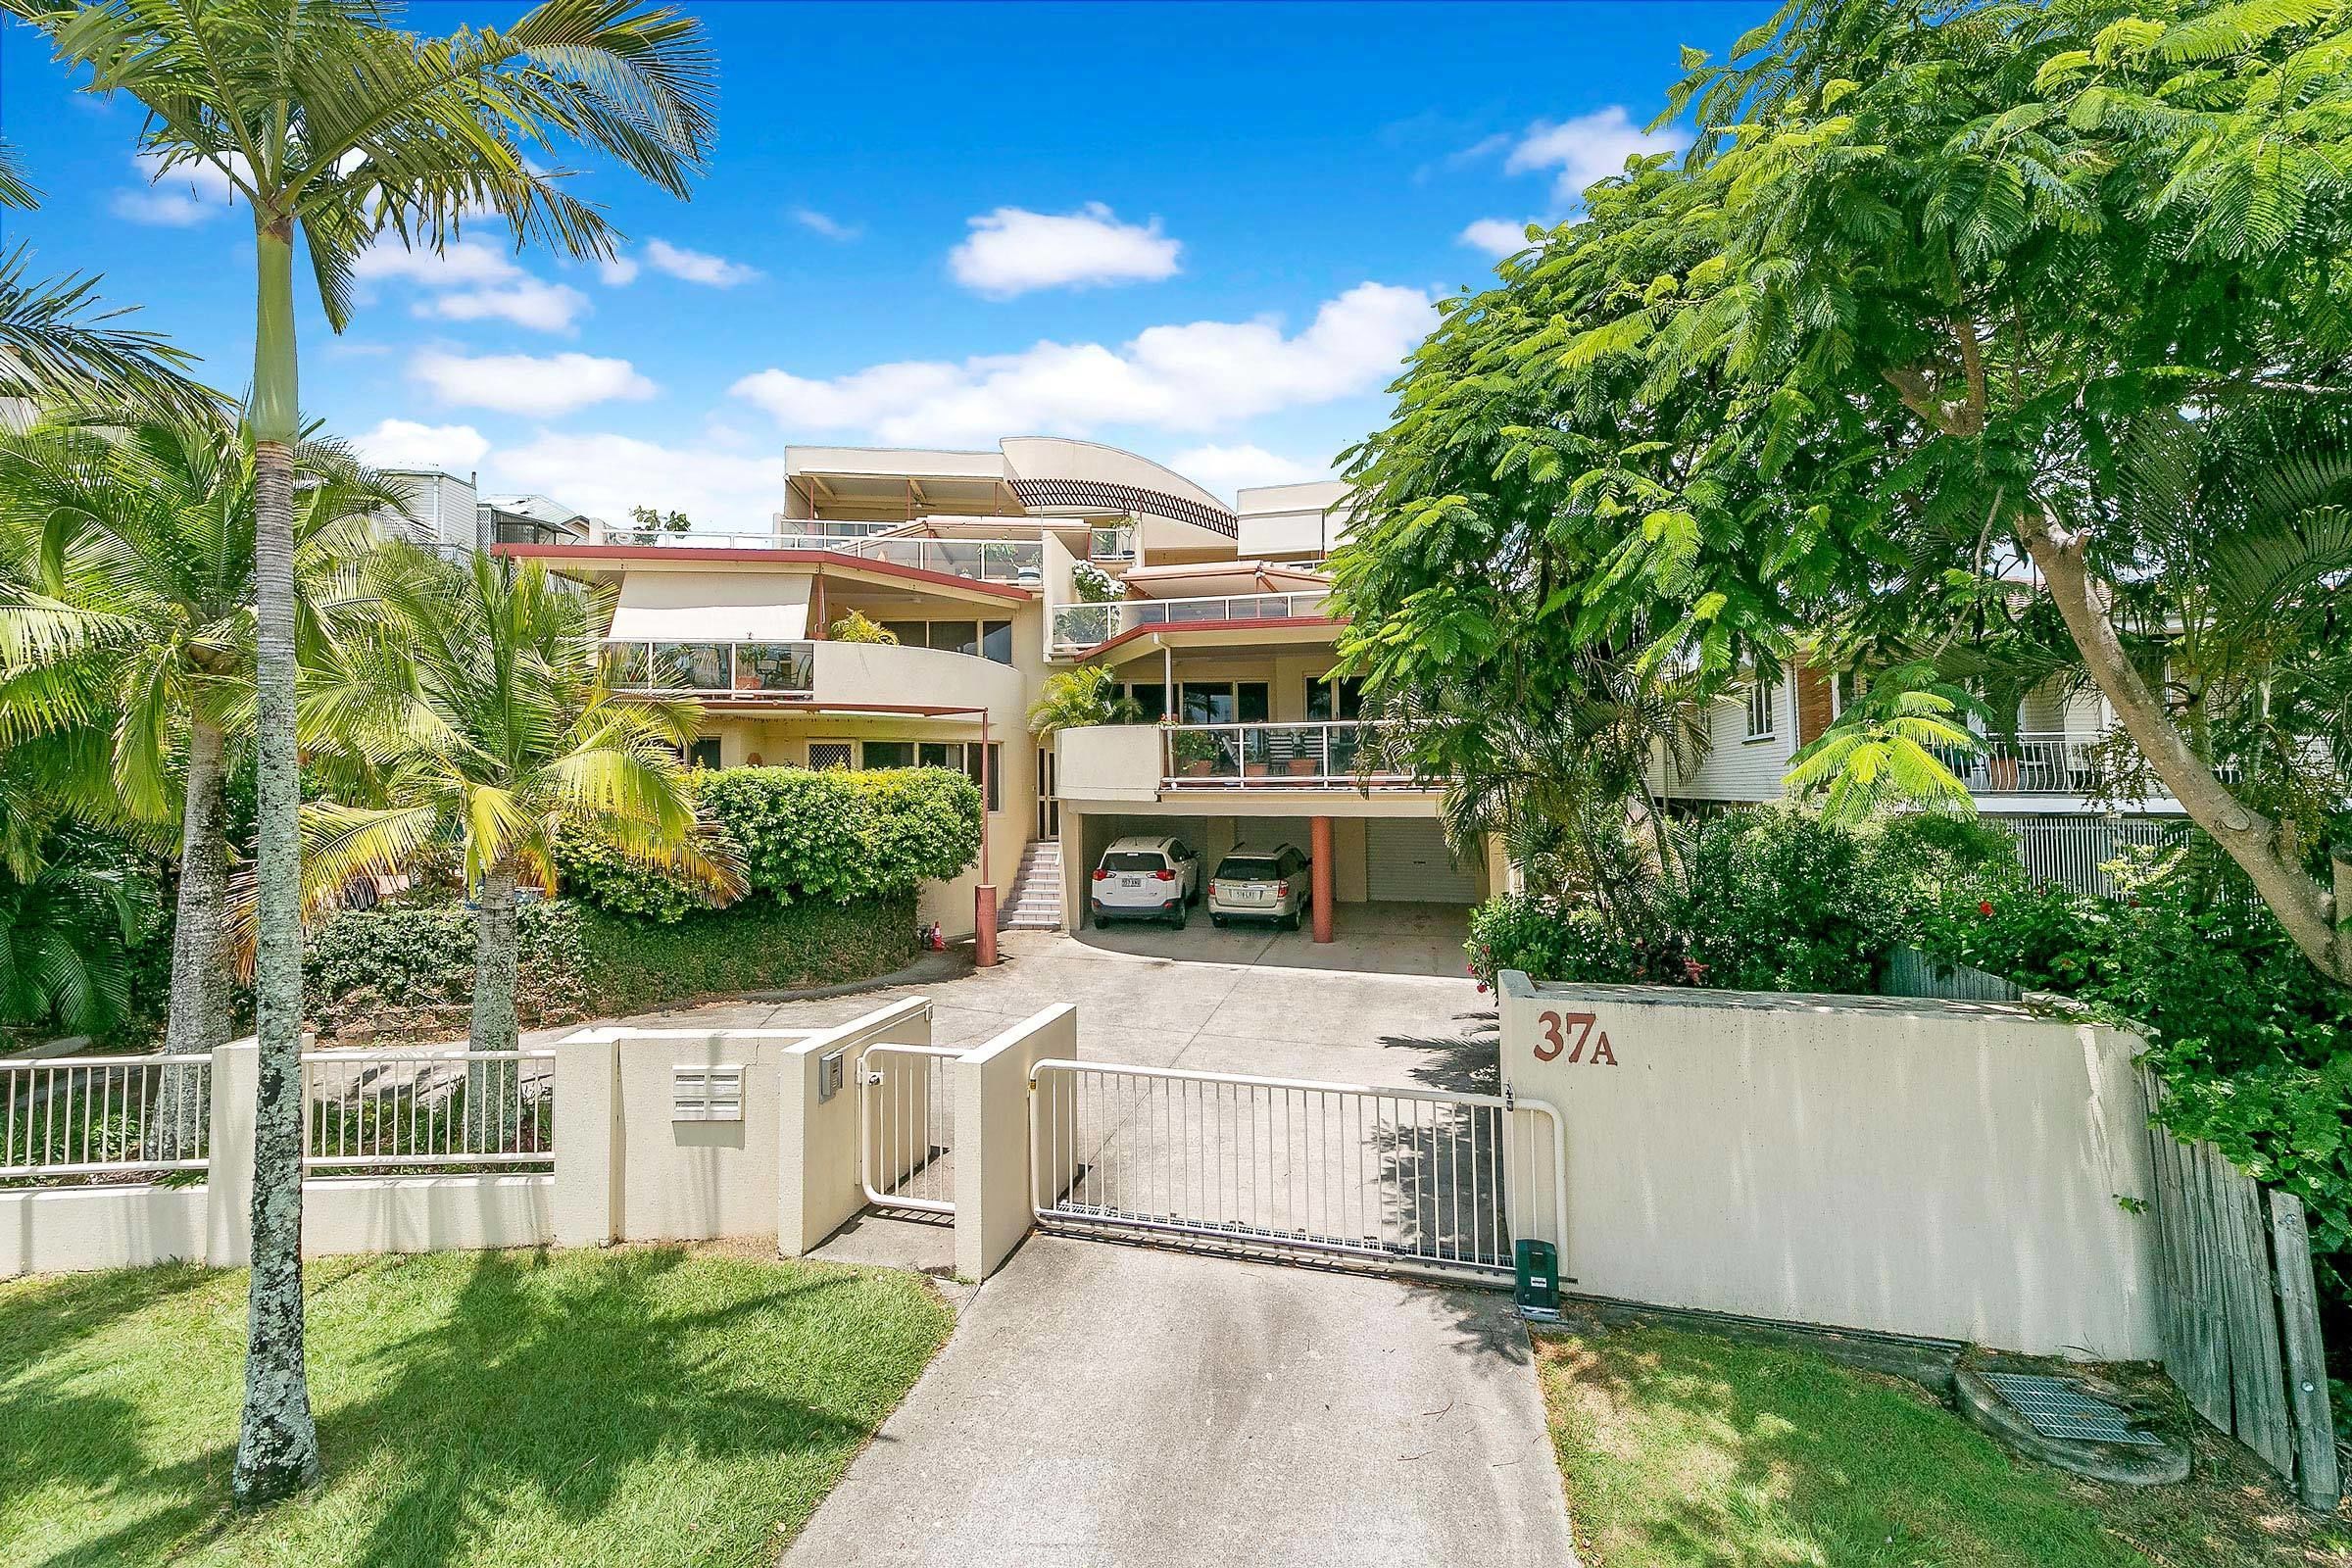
[[1535, 1010, 1618, 1066]]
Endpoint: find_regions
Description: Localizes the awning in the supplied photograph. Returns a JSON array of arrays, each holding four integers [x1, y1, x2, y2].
[[608, 572, 810, 641], [1118, 561, 1331, 600]]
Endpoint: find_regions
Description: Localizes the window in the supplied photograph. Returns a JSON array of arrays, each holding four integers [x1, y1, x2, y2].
[[1305, 675, 1365, 721], [1745, 678, 1781, 739], [925, 620, 980, 659], [1175, 681, 1270, 724], [981, 619, 1013, 664], [915, 741, 1004, 811], [807, 740, 854, 770], [687, 737, 722, 770], [1125, 683, 1167, 722], [1102, 851, 1168, 873], [880, 621, 926, 648], [862, 740, 915, 769]]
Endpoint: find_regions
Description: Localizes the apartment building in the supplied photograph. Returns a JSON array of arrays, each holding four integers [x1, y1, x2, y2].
[[375, 469, 591, 559], [495, 436, 1502, 944]]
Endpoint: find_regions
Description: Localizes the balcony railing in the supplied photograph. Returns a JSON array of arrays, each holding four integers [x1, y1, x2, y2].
[[1052, 589, 1335, 653], [1947, 731, 2116, 795], [1161, 721, 1417, 789], [601, 640, 815, 696], [595, 529, 1044, 584]]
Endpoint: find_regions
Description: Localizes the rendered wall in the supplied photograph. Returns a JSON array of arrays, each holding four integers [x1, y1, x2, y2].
[[1496, 974, 2162, 1358], [953, 1004, 1077, 1281]]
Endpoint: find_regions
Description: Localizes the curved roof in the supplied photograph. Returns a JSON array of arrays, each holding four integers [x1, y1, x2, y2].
[[1000, 437, 1239, 538]]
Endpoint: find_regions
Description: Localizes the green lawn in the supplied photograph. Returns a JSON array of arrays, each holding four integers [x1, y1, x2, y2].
[[0, 1246, 953, 1568], [1539, 1319, 2350, 1568]]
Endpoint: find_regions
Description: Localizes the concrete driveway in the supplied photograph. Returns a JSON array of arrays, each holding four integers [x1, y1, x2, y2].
[[783, 1235, 1574, 1568], [581, 924, 1501, 1097]]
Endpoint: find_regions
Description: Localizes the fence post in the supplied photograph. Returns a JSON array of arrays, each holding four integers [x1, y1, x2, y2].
[[954, 1004, 1076, 1283], [553, 1030, 621, 1249], [205, 1039, 259, 1268], [779, 999, 932, 1256]]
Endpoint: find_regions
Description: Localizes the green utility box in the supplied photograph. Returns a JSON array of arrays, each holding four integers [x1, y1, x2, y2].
[[1515, 1239, 1560, 1321]]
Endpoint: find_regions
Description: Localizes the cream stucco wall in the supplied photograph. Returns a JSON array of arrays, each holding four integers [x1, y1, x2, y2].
[[1496, 974, 2162, 1357]]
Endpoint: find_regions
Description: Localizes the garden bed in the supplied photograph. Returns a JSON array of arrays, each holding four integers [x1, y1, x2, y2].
[[0, 1244, 952, 1566]]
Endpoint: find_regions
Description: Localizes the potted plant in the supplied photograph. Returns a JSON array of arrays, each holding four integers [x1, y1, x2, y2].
[[1986, 746, 2020, 791], [1168, 723, 1220, 778]]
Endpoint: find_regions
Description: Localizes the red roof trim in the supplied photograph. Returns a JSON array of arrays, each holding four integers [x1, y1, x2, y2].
[[493, 543, 1032, 601], [1079, 614, 1347, 658]]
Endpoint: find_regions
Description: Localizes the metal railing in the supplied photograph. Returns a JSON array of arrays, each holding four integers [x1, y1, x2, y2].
[[0, 1054, 212, 1179], [598, 529, 1045, 584], [302, 1049, 557, 1171], [1944, 730, 2171, 796], [860, 1042, 960, 1214], [600, 639, 815, 696], [1030, 1059, 1566, 1281], [1161, 720, 1415, 789], [1050, 589, 1334, 653], [1995, 816, 2188, 899]]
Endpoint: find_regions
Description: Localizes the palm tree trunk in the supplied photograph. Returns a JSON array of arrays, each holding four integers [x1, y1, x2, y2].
[[465, 860, 520, 1151], [150, 717, 230, 1159], [233, 219, 319, 1505]]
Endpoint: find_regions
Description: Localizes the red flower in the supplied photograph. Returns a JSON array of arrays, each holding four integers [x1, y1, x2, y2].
[[1979, 901, 1995, 917]]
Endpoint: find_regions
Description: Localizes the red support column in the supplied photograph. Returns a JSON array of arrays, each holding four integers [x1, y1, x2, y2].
[[1309, 815, 1334, 944]]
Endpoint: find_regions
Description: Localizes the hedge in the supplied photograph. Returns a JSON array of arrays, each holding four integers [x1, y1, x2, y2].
[[557, 765, 981, 922], [305, 893, 915, 1043]]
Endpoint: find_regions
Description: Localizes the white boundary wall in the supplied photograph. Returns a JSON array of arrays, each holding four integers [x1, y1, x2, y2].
[[1497, 973, 2162, 1358]]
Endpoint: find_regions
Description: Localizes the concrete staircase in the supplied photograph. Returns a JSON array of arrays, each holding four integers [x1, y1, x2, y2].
[[997, 840, 1065, 932]]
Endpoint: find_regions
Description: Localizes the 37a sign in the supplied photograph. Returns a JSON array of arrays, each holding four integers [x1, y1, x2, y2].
[[1534, 1009, 1618, 1066]]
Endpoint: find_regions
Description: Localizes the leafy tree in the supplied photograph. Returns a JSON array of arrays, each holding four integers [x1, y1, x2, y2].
[[627, 504, 690, 534], [8, 0, 715, 1498], [1027, 665, 1141, 737], [828, 608, 899, 645], [1786, 663, 1985, 823], [0, 831, 158, 1038], [0, 414, 389, 1064], [1337, 0, 2352, 983]]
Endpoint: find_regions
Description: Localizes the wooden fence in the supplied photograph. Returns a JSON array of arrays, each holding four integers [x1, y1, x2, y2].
[[1882, 948, 2339, 1510], [2142, 1087, 2341, 1513]]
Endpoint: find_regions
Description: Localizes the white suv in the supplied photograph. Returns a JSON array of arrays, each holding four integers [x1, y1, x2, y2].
[[1208, 842, 1310, 930], [1090, 836, 1200, 928]]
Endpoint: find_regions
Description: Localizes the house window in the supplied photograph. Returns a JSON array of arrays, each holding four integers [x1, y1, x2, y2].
[[1745, 678, 1781, 740], [807, 741, 854, 770], [1305, 675, 1365, 721], [687, 737, 723, 770], [981, 619, 1013, 664], [862, 740, 915, 769], [917, 741, 1004, 811], [1126, 683, 1167, 722], [925, 620, 980, 659]]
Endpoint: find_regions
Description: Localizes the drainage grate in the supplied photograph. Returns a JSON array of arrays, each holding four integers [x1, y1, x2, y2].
[[1983, 1372, 2161, 1446]]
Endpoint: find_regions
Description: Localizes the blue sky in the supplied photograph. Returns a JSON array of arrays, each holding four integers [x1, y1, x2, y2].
[[1, 1, 1768, 526]]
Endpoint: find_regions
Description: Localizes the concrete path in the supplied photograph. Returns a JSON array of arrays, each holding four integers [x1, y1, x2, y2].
[[784, 1235, 1575, 1567]]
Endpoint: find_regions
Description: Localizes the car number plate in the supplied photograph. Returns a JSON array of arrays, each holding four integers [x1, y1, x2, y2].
[[1119, 876, 1143, 890]]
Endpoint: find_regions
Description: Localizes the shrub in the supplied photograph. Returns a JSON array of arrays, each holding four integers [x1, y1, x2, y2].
[[828, 608, 898, 644], [306, 893, 915, 1040], [555, 765, 981, 923]]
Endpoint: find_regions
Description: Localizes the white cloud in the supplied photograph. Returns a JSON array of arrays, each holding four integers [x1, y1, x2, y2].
[[352, 237, 587, 331], [948, 203, 1181, 298], [409, 349, 656, 417], [109, 149, 241, 225], [731, 282, 1430, 447], [599, 254, 641, 286], [1505, 107, 1680, 206], [486, 432, 786, 533], [416, 277, 590, 333], [1459, 218, 1537, 258], [642, 238, 762, 287], [353, 237, 520, 287], [790, 207, 861, 242], [733, 281, 1430, 446], [1166, 444, 1326, 505], [352, 418, 490, 471]]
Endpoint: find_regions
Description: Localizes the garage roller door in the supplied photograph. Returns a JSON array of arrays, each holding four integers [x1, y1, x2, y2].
[[1366, 819, 1479, 902]]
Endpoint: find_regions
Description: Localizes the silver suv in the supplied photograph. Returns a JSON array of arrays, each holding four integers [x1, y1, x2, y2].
[[1208, 842, 1310, 930]]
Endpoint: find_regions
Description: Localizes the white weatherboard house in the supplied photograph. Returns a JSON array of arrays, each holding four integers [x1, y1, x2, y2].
[[491, 435, 2185, 940]]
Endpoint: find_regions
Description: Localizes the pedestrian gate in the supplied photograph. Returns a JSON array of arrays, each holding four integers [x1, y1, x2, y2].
[[860, 1042, 961, 1213], [1028, 1059, 1565, 1282]]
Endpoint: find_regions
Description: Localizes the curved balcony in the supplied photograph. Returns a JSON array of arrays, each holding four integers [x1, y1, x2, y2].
[[1055, 721, 1426, 801], [600, 637, 1026, 719]]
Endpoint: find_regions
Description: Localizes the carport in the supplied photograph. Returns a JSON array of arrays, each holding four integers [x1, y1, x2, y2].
[[1058, 796, 1498, 946]]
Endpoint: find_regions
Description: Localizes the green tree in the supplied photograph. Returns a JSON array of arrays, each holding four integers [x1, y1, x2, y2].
[[1027, 665, 1141, 738], [0, 414, 389, 1064], [7, 0, 715, 1499], [1785, 663, 1985, 824], [299, 552, 743, 1072], [628, 504, 691, 534], [1337, 0, 2352, 983]]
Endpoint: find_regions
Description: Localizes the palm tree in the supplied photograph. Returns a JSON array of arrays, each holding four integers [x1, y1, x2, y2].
[[8, 0, 715, 1499], [0, 414, 389, 1068], [1784, 664, 1985, 824], [299, 552, 741, 1089], [1028, 665, 1141, 738]]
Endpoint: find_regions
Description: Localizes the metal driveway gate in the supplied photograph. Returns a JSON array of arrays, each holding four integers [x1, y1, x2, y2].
[[1029, 1059, 1565, 1282], [860, 1042, 961, 1213]]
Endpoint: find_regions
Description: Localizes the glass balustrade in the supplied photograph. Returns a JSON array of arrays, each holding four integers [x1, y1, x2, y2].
[[1049, 590, 1335, 652], [600, 641, 815, 696], [589, 530, 1044, 583], [1158, 721, 1409, 788]]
